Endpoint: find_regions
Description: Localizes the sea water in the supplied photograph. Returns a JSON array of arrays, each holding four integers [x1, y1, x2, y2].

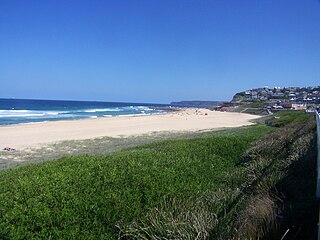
[[0, 98, 169, 125]]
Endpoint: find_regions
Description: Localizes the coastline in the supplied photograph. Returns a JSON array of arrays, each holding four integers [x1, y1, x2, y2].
[[0, 108, 260, 150]]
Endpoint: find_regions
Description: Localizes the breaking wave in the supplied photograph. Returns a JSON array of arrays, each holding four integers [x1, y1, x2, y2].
[[0, 104, 167, 125]]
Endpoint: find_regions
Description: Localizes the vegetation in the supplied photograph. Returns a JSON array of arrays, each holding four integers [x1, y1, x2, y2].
[[214, 101, 270, 115], [0, 111, 317, 239], [265, 110, 311, 127], [0, 125, 270, 239], [242, 101, 269, 108], [236, 114, 317, 239]]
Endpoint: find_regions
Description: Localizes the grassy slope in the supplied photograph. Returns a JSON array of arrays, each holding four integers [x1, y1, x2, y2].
[[235, 112, 317, 239], [0, 125, 271, 239], [0, 111, 316, 239], [265, 110, 312, 127]]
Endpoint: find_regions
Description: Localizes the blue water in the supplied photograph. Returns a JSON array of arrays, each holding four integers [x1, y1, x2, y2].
[[0, 99, 169, 125]]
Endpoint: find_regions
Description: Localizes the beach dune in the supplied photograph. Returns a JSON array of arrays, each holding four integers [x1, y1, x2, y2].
[[0, 109, 260, 149]]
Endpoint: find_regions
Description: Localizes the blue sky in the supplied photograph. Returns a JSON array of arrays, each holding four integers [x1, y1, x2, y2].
[[1, 0, 320, 103]]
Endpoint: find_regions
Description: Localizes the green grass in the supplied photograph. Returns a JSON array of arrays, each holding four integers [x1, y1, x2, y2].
[[225, 101, 269, 115], [265, 110, 311, 127], [0, 111, 316, 239], [243, 101, 269, 108], [0, 125, 271, 239], [235, 115, 317, 239]]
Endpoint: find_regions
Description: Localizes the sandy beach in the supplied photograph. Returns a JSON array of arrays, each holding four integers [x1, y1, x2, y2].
[[0, 108, 260, 150]]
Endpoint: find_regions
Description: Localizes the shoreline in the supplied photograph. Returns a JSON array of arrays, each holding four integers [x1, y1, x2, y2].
[[0, 108, 260, 150], [0, 110, 173, 128], [0, 108, 178, 129]]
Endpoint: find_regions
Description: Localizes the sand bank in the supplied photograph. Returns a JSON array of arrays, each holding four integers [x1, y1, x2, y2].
[[0, 108, 260, 149]]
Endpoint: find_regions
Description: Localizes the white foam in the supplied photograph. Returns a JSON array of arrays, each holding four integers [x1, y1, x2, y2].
[[124, 106, 152, 112], [0, 113, 46, 118], [137, 106, 151, 110], [0, 109, 66, 118], [117, 113, 150, 117], [0, 110, 32, 114], [19, 121, 49, 125], [0, 105, 165, 125], [84, 108, 121, 113]]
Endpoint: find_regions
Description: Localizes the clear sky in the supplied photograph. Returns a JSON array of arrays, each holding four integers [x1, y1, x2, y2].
[[1, 0, 320, 103]]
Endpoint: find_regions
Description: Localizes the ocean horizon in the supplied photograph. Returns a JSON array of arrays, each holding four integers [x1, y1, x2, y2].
[[0, 98, 170, 125]]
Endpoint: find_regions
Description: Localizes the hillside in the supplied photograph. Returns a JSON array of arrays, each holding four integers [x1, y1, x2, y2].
[[232, 86, 320, 103], [0, 111, 317, 239]]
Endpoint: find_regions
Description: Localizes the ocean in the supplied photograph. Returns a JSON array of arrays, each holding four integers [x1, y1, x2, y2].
[[0, 98, 169, 125]]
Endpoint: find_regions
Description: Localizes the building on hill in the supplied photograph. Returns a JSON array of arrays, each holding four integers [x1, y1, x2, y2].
[[283, 101, 293, 109], [231, 86, 320, 104], [292, 103, 306, 110]]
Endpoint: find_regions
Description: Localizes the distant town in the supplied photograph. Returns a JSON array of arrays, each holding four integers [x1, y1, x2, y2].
[[216, 86, 320, 114]]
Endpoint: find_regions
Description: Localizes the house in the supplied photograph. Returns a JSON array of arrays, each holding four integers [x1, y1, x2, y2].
[[259, 90, 268, 97], [292, 103, 306, 110], [283, 102, 293, 109], [251, 91, 258, 99], [273, 105, 284, 109], [274, 92, 284, 97]]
